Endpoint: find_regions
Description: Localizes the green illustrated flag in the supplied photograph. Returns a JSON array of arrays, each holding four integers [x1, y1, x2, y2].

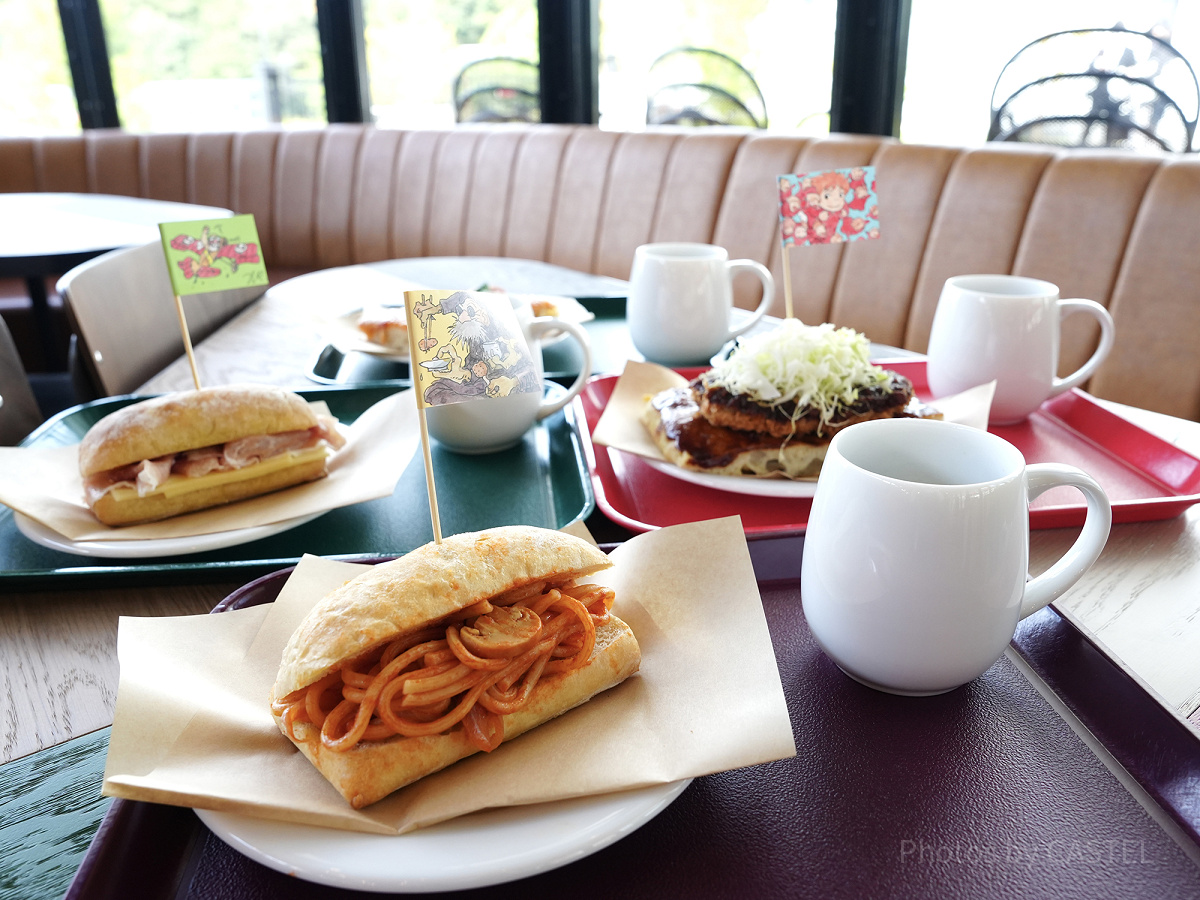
[[158, 213, 269, 296]]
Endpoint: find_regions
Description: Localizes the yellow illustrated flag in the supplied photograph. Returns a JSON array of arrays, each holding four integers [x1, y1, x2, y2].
[[404, 289, 539, 410]]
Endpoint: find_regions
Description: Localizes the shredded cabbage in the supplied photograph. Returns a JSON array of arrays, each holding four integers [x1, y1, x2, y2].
[[706, 319, 889, 425]]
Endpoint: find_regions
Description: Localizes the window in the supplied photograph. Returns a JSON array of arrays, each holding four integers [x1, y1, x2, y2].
[[364, 0, 539, 128], [98, 0, 325, 132], [901, 0, 1200, 147], [0, 0, 78, 135], [598, 0, 835, 134]]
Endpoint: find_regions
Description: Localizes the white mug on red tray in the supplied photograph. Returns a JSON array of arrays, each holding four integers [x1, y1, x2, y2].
[[426, 305, 592, 454], [801, 417, 1111, 696], [627, 242, 774, 366], [925, 274, 1115, 425]]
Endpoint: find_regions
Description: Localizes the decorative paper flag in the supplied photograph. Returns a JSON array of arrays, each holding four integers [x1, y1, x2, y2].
[[777, 167, 880, 247], [404, 289, 540, 410], [158, 213, 269, 296]]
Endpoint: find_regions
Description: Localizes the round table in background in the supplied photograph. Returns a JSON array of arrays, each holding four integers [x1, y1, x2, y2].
[[0, 192, 231, 368]]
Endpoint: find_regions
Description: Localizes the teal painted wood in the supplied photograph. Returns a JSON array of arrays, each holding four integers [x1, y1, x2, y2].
[[0, 728, 110, 900]]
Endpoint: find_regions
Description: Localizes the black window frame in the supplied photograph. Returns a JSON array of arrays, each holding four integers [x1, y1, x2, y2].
[[55, 0, 910, 135]]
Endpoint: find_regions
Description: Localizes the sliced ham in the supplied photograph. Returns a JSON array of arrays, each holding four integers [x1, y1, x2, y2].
[[224, 429, 315, 468], [173, 446, 228, 478], [83, 421, 345, 504], [315, 415, 347, 451], [83, 456, 175, 504], [136, 456, 175, 495]]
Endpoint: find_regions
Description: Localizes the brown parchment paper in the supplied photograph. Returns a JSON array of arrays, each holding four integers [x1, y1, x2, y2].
[[592, 359, 996, 464], [102, 516, 797, 835], [0, 390, 418, 541]]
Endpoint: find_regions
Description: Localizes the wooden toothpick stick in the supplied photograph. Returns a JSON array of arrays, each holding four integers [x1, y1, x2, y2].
[[415, 399, 443, 544], [173, 294, 202, 390], [782, 244, 795, 320], [404, 291, 443, 544]]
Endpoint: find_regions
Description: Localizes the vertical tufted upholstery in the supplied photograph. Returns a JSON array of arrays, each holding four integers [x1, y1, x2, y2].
[[2, 124, 1198, 419]]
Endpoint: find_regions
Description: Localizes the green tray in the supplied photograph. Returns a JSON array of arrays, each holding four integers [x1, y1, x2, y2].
[[1, 384, 594, 590]]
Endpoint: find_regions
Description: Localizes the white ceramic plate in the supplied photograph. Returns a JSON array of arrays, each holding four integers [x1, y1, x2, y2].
[[13, 510, 324, 559], [329, 308, 411, 360], [512, 293, 596, 346], [643, 457, 819, 498], [197, 779, 692, 893]]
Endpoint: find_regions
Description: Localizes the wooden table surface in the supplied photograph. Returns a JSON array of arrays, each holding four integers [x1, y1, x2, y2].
[[2, 259, 1199, 896]]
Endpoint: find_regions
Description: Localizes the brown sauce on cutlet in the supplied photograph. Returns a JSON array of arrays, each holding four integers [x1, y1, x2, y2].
[[651, 387, 821, 469], [697, 372, 913, 439]]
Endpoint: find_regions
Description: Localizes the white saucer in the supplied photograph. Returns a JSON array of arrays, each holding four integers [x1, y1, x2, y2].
[[514, 293, 596, 345], [329, 308, 411, 360], [198, 778, 691, 892], [14, 510, 324, 559], [643, 457, 818, 498]]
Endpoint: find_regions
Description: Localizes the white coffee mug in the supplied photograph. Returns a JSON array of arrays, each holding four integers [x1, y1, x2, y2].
[[627, 242, 774, 366], [426, 311, 592, 454], [801, 417, 1111, 696], [926, 274, 1115, 425]]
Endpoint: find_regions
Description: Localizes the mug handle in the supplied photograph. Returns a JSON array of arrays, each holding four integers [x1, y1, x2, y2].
[[1019, 463, 1112, 619], [725, 259, 775, 340], [1049, 299, 1115, 397], [528, 318, 593, 420]]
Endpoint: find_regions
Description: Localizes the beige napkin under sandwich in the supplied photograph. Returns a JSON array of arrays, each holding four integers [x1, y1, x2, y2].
[[102, 516, 797, 835], [592, 359, 996, 464], [0, 390, 419, 542]]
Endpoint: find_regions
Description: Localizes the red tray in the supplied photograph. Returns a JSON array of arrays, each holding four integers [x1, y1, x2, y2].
[[580, 359, 1200, 535]]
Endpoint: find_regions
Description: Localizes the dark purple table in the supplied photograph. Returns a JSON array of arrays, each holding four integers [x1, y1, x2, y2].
[[64, 535, 1200, 899]]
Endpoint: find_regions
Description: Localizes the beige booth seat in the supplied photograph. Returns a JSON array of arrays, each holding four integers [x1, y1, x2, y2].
[[1, 125, 1196, 419]]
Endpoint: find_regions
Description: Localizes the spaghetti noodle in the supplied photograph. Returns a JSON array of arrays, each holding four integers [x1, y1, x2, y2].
[[271, 581, 615, 754]]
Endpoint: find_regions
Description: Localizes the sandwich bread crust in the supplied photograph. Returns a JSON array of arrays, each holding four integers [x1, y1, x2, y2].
[[79, 384, 319, 477]]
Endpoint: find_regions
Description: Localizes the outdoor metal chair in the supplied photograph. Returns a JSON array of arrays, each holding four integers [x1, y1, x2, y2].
[[988, 27, 1199, 151], [452, 57, 540, 123], [646, 47, 767, 129], [991, 73, 1191, 152]]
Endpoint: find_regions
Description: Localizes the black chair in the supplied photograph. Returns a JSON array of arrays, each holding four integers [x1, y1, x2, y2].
[[646, 47, 767, 129], [988, 27, 1199, 152], [991, 74, 1192, 152], [452, 57, 540, 123]]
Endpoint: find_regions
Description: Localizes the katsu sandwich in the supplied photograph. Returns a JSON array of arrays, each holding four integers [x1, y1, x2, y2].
[[641, 320, 940, 479]]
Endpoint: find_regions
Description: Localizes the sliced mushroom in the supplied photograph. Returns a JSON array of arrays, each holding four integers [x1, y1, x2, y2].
[[445, 598, 493, 623], [458, 605, 543, 659]]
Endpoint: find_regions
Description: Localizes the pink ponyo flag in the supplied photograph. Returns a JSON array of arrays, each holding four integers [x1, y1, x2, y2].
[[777, 167, 880, 247]]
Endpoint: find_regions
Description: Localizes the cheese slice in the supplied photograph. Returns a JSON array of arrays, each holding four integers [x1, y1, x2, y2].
[[103, 445, 330, 503]]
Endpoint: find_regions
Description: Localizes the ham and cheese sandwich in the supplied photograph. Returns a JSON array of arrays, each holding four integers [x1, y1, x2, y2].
[[642, 320, 940, 479], [79, 384, 345, 526], [270, 526, 640, 809]]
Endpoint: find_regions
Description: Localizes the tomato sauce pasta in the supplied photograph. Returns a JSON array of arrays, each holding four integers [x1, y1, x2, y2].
[[272, 582, 615, 754]]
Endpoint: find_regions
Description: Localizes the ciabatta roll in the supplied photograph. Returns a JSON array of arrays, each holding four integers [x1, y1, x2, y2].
[[78, 384, 345, 526], [270, 526, 640, 809]]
